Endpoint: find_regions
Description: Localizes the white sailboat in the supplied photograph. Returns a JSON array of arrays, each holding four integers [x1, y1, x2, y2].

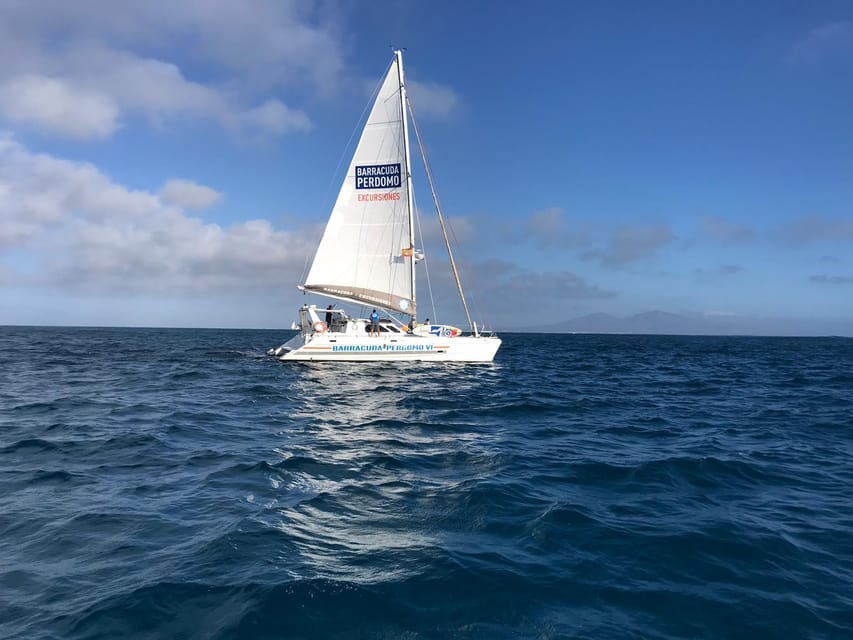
[[269, 50, 500, 362]]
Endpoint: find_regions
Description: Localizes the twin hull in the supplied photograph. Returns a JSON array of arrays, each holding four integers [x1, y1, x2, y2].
[[278, 332, 501, 362]]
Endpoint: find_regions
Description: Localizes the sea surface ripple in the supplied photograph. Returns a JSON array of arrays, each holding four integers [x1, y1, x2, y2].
[[1, 327, 852, 639]]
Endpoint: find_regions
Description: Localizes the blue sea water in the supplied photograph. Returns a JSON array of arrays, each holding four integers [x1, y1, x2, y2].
[[1, 327, 852, 639]]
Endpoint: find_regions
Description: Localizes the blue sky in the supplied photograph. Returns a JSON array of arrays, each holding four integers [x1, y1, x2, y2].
[[1, 1, 852, 333]]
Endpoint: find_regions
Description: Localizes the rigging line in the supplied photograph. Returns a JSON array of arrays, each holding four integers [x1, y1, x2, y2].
[[452, 240, 495, 332], [411, 190, 438, 323], [443, 218, 491, 330], [406, 119, 490, 332], [406, 96, 477, 335]]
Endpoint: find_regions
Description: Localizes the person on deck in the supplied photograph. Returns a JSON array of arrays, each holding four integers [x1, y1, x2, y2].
[[370, 309, 380, 337], [325, 305, 333, 331]]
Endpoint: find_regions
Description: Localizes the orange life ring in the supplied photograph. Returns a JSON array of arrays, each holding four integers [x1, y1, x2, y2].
[[313, 321, 327, 333]]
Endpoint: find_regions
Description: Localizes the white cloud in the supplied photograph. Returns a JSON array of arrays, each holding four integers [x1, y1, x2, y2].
[[241, 99, 312, 135], [159, 179, 223, 211], [0, 1, 345, 88], [527, 207, 563, 237], [416, 211, 475, 247], [0, 135, 314, 291], [72, 47, 225, 122], [524, 207, 592, 249], [407, 80, 461, 119], [787, 21, 853, 65], [0, 132, 138, 246], [0, 75, 120, 140], [463, 260, 615, 326], [699, 215, 754, 243], [693, 265, 745, 282], [779, 214, 853, 243], [810, 274, 853, 285], [0, 1, 342, 140], [584, 224, 674, 267]]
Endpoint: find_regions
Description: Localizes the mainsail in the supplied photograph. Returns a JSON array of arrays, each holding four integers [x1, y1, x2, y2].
[[303, 54, 415, 316]]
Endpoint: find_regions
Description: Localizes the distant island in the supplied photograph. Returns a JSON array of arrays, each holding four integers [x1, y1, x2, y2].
[[529, 311, 853, 337]]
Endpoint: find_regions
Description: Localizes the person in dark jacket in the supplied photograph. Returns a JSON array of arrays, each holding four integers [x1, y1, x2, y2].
[[370, 309, 380, 336]]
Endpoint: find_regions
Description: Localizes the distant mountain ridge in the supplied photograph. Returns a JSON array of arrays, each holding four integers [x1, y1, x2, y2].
[[531, 311, 853, 337]]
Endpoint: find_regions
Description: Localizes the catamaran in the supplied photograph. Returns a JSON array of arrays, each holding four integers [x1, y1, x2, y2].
[[269, 50, 500, 362]]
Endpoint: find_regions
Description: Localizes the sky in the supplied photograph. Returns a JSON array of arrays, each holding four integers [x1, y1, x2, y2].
[[1, 1, 852, 333]]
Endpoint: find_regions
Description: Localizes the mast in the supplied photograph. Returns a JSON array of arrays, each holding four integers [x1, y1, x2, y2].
[[395, 49, 417, 323]]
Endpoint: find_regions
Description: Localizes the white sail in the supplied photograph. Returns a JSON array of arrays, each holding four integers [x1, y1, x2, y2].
[[303, 56, 415, 315]]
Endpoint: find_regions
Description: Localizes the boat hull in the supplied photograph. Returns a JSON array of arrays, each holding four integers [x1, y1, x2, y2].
[[277, 332, 501, 362]]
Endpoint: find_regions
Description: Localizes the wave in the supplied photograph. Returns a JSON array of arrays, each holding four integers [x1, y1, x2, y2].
[[3, 330, 853, 639]]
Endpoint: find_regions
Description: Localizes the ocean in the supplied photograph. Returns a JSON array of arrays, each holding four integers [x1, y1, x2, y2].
[[1, 327, 852, 639]]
